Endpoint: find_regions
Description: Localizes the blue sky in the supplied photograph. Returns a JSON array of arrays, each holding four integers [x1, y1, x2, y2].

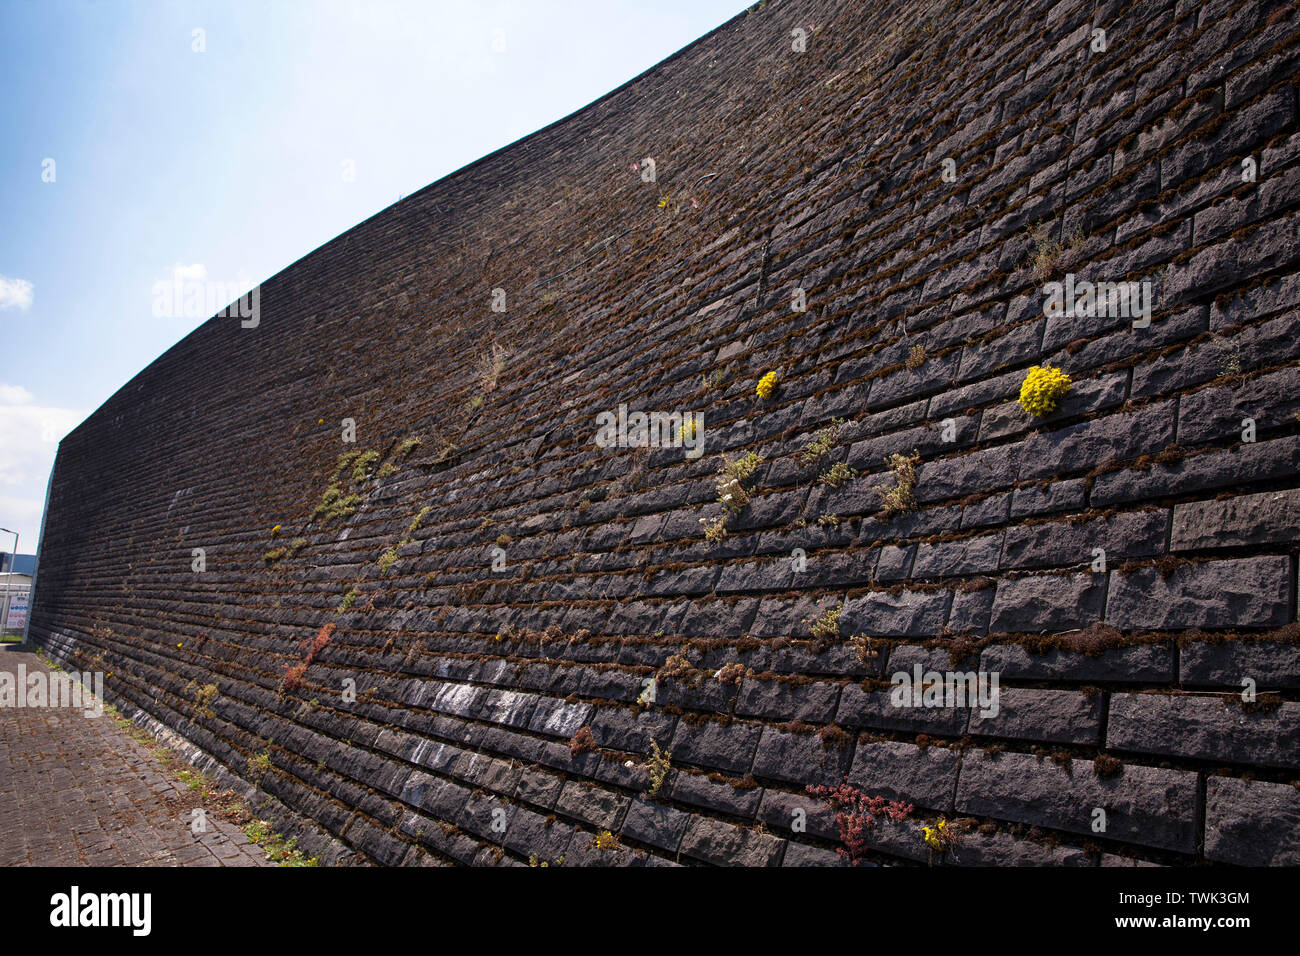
[[0, 0, 747, 550]]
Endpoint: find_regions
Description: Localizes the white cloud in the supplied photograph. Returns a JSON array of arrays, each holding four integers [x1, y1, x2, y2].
[[0, 385, 86, 487], [0, 385, 86, 547], [0, 494, 43, 544], [0, 276, 34, 311]]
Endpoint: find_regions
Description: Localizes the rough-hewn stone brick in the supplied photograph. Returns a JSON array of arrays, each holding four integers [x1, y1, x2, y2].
[[847, 740, 960, 811], [1204, 777, 1300, 866], [955, 751, 1200, 852], [1106, 557, 1291, 629], [1170, 488, 1300, 550], [989, 573, 1106, 633], [1107, 693, 1300, 769], [970, 687, 1102, 745]]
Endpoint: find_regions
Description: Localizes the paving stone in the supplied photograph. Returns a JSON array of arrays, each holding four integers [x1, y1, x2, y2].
[[0, 650, 274, 868]]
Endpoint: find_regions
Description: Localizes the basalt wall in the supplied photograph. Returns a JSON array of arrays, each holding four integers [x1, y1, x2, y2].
[[29, 0, 1300, 866]]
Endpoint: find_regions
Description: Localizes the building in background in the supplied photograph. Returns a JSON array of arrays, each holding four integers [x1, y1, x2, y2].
[[0, 553, 36, 575], [0, 556, 35, 638]]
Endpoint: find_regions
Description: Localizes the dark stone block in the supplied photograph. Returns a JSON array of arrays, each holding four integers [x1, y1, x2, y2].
[[1106, 557, 1290, 629], [1205, 777, 1300, 866]]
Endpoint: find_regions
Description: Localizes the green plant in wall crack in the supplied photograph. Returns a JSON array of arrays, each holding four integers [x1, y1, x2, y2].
[[408, 506, 431, 534], [702, 501, 732, 539], [350, 450, 381, 483], [818, 461, 858, 488], [797, 418, 845, 468], [875, 450, 921, 518], [477, 342, 509, 394], [247, 750, 272, 778], [700, 451, 765, 542], [848, 633, 881, 665], [807, 603, 842, 652], [646, 739, 672, 798], [336, 449, 362, 474], [1028, 225, 1063, 280], [194, 682, 219, 718], [723, 451, 764, 485], [244, 819, 319, 866], [701, 368, 725, 391], [314, 484, 361, 522], [808, 782, 913, 866], [921, 816, 967, 865]]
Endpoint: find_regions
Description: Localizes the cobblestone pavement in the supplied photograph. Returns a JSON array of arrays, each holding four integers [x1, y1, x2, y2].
[[0, 645, 272, 866]]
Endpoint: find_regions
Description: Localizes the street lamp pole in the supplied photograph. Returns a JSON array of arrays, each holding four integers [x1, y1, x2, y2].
[[0, 528, 16, 638]]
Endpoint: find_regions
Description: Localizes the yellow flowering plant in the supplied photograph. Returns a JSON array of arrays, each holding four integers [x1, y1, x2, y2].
[[920, 816, 964, 864], [922, 818, 947, 849], [1018, 364, 1072, 417], [756, 370, 778, 400]]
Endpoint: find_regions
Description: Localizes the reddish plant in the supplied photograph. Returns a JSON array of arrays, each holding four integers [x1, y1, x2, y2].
[[281, 663, 307, 694], [569, 726, 597, 759], [301, 622, 336, 664], [807, 782, 914, 865]]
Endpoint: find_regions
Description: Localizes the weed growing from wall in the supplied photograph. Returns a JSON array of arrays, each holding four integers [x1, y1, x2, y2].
[[1018, 365, 1072, 417], [807, 604, 841, 651], [646, 739, 672, 797], [807, 782, 914, 865], [875, 450, 921, 517], [819, 461, 857, 488], [701, 451, 765, 541]]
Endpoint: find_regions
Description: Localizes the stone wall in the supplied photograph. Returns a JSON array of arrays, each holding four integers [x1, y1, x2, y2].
[[29, 0, 1300, 865]]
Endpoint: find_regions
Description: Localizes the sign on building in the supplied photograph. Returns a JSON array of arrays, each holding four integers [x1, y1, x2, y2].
[[3, 592, 27, 634]]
